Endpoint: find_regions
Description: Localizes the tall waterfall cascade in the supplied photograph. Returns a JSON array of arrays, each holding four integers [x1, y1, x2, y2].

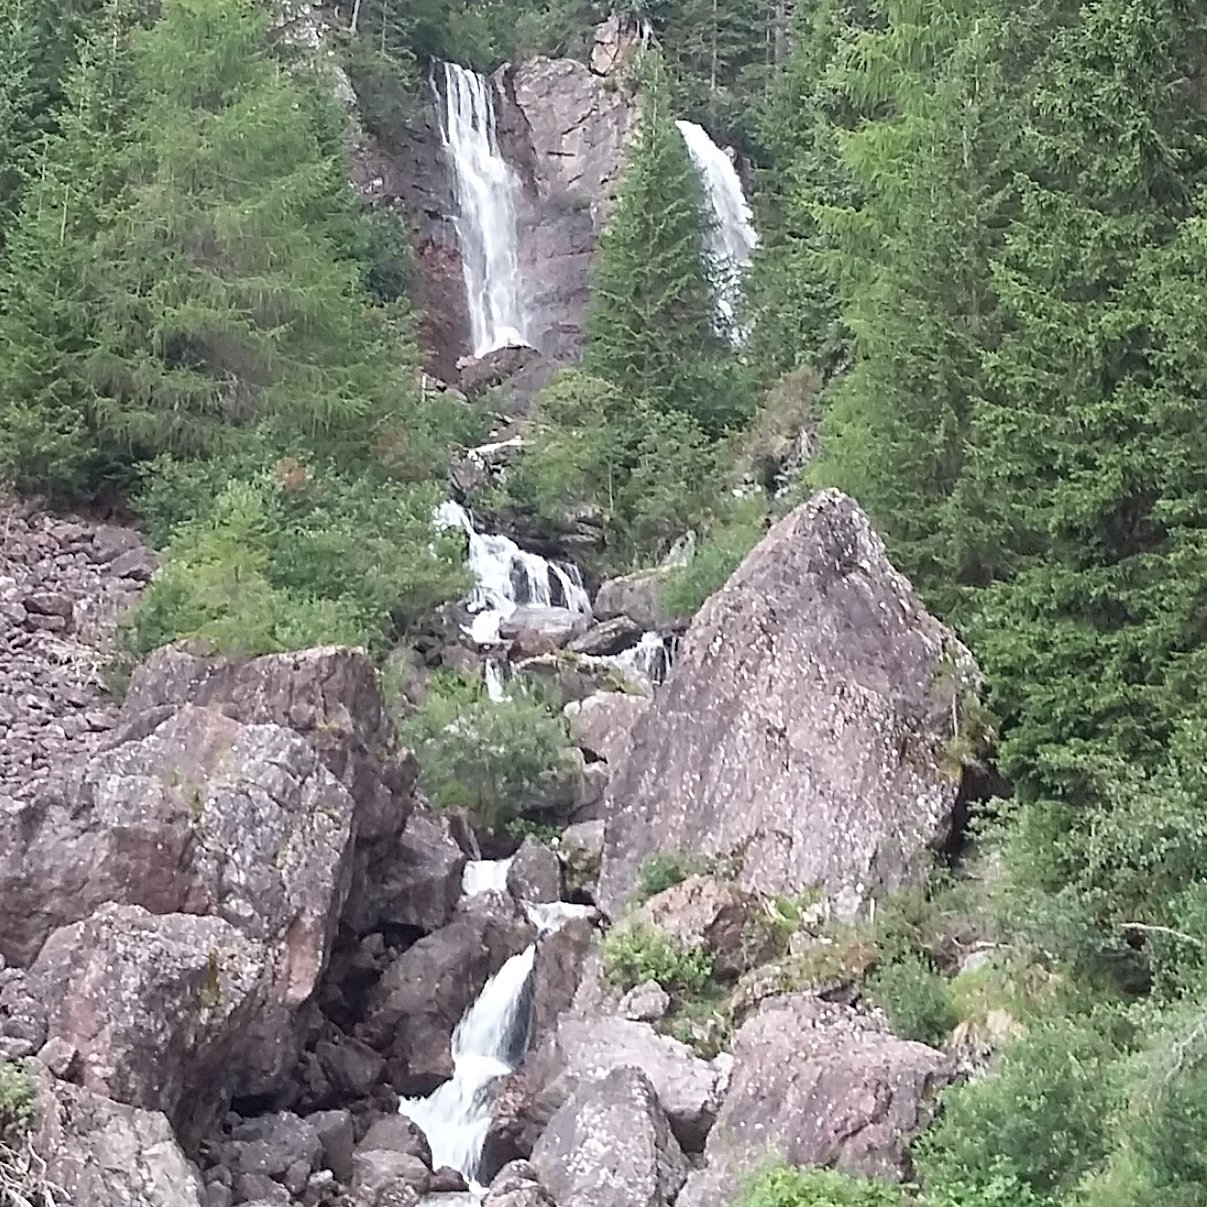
[[434, 62, 533, 356], [400, 860, 595, 1189], [676, 120, 758, 333], [434, 502, 592, 645]]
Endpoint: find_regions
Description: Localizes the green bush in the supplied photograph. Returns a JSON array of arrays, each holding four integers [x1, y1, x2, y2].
[[865, 954, 958, 1047], [913, 1015, 1127, 1199], [601, 922, 714, 997], [0, 1061, 34, 1140], [129, 460, 465, 657], [401, 672, 572, 829], [738, 1163, 904, 1207], [634, 852, 714, 904]]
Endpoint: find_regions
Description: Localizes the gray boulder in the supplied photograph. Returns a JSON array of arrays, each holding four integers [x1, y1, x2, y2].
[[679, 994, 954, 1206], [564, 692, 649, 768], [558, 820, 606, 897], [528, 916, 596, 1047], [507, 836, 562, 903], [566, 616, 643, 657], [599, 490, 981, 919], [30, 1062, 207, 1206], [0, 704, 355, 976], [30, 905, 267, 1143], [499, 606, 590, 647], [532, 1067, 687, 1207], [593, 571, 680, 632], [488, 1016, 719, 1163]]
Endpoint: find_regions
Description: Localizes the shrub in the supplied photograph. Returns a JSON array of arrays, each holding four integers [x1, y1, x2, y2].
[[739, 1163, 905, 1207], [634, 852, 714, 904], [913, 1014, 1127, 1199], [401, 672, 572, 829], [865, 954, 958, 1047], [601, 922, 714, 997], [129, 458, 465, 657], [0, 1063, 33, 1141]]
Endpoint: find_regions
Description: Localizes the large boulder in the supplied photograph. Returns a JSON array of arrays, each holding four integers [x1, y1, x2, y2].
[[599, 490, 981, 919], [0, 704, 355, 981], [488, 1016, 719, 1163], [30, 904, 268, 1143], [528, 916, 596, 1048], [30, 1061, 208, 1206], [678, 995, 954, 1206], [121, 645, 413, 843], [564, 692, 649, 768], [361, 895, 535, 1093], [531, 1067, 687, 1207], [593, 570, 680, 632]]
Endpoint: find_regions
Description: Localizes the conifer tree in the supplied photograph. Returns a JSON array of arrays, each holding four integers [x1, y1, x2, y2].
[[585, 52, 742, 436]]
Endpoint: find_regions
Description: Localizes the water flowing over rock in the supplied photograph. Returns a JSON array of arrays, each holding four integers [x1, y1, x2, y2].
[[599, 489, 981, 920], [435, 62, 532, 355], [678, 995, 954, 1205], [435, 501, 592, 645], [676, 120, 757, 333]]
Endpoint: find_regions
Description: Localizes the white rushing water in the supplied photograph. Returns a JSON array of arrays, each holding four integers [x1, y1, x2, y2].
[[462, 857, 513, 896], [435, 501, 591, 645], [400, 945, 535, 1184], [676, 120, 758, 334], [609, 629, 672, 687], [435, 62, 532, 356]]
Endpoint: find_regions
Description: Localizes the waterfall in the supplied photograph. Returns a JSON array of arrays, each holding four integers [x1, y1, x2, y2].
[[609, 629, 672, 686], [399, 946, 536, 1183], [676, 120, 758, 334], [434, 502, 591, 645], [434, 62, 532, 356], [462, 857, 513, 896]]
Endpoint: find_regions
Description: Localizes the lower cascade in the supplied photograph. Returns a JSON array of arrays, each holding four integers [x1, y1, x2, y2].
[[400, 861, 594, 1191], [399, 944, 536, 1186]]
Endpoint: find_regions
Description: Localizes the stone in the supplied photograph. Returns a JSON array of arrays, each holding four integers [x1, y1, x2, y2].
[[23, 590, 74, 619], [430, 1166, 469, 1192], [619, 980, 671, 1023], [506, 836, 562, 903], [498, 606, 590, 647], [315, 1036, 385, 1099], [599, 490, 982, 920], [679, 994, 954, 1206], [308, 1109, 356, 1184], [634, 875, 775, 981], [37, 1035, 79, 1079], [528, 916, 595, 1048], [593, 571, 680, 632], [362, 895, 534, 1093], [566, 616, 644, 657], [357, 809, 466, 934], [352, 1150, 430, 1197], [234, 1172, 291, 1203], [564, 692, 649, 767], [30, 904, 267, 1145], [487, 1016, 719, 1164], [532, 1066, 687, 1207], [31, 1063, 207, 1207], [109, 546, 158, 582], [589, 12, 644, 75], [228, 1111, 322, 1180], [558, 820, 606, 896], [355, 1115, 432, 1165]]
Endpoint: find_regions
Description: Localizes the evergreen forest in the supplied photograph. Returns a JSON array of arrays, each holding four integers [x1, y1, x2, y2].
[[2, 1, 1207, 1205]]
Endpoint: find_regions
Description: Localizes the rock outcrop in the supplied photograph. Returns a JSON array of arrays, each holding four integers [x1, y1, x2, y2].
[[497, 56, 636, 360], [678, 995, 954, 1204], [599, 490, 981, 919]]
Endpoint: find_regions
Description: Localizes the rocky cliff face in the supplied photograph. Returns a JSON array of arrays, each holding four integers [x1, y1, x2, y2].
[[598, 489, 982, 919]]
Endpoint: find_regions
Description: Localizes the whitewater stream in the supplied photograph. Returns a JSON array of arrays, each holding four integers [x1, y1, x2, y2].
[[434, 62, 533, 355], [399, 861, 595, 1191]]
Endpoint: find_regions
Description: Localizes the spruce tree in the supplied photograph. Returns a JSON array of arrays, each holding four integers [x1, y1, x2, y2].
[[585, 52, 740, 436]]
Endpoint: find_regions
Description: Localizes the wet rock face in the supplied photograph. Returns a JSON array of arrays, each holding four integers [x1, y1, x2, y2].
[[0, 501, 149, 802], [678, 994, 955, 1204], [600, 489, 982, 919]]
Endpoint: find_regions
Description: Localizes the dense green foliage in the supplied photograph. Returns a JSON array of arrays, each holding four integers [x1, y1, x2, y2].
[[601, 920, 714, 996], [400, 672, 574, 828], [738, 1164, 904, 1207], [864, 954, 958, 1048]]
